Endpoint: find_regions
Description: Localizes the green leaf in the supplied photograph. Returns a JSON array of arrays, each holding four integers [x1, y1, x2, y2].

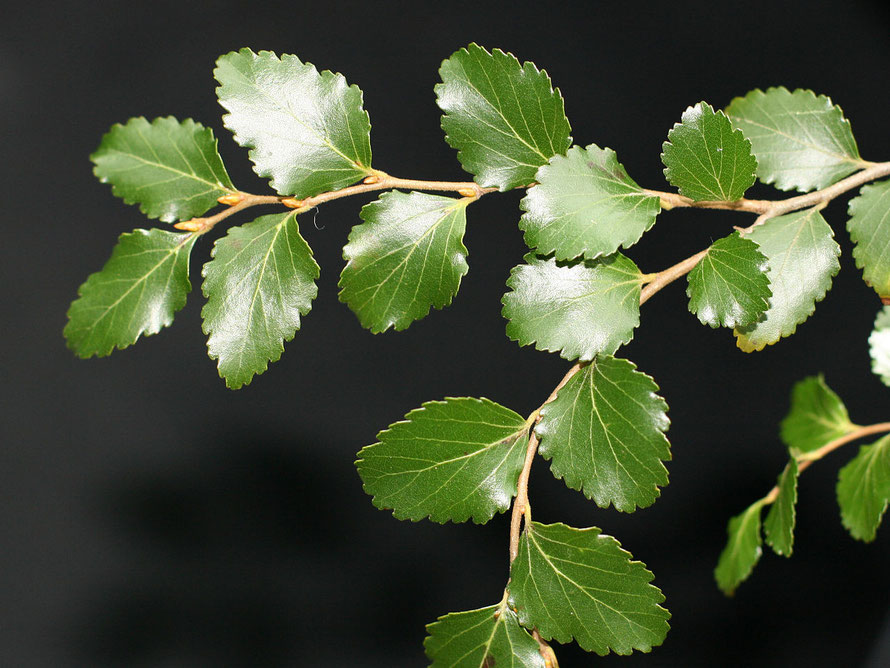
[[338, 191, 470, 333], [535, 356, 670, 512], [215, 48, 373, 197], [662, 102, 757, 201], [837, 434, 890, 542], [847, 179, 890, 300], [509, 522, 670, 656], [201, 212, 319, 389], [735, 208, 841, 351], [686, 231, 770, 329], [764, 459, 799, 557], [725, 87, 863, 192], [65, 229, 197, 357], [780, 375, 855, 456], [502, 254, 642, 361], [869, 306, 890, 387], [91, 116, 235, 222], [356, 398, 529, 524], [425, 600, 546, 668], [436, 43, 572, 190], [714, 500, 764, 596], [519, 144, 660, 260]]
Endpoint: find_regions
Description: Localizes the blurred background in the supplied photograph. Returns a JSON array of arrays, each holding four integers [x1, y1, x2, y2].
[[3, 1, 890, 665]]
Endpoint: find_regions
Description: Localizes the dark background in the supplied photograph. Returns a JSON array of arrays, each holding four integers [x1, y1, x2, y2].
[[4, 1, 890, 665]]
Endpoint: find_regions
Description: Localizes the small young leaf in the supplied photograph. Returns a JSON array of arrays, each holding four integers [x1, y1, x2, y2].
[[725, 87, 863, 192], [65, 229, 198, 357], [847, 179, 890, 300], [764, 459, 799, 557], [869, 306, 890, 387], [502, 254, 642, 361], [356, 398, 529, 524], [519, 144, 660, 260], [780, 375, 855, 456], [424, 601, 545, 668], [735, 208, 841, 351], [662, 102, 757, 201], [535, 356, 670, 512], [201, 212, 319, 389], [715, 500, 764, 596], [837, 434, 890, 542], [215, 48, 373, 197], [339, 191, 470, 333], [687, 231, 770, 329], [509, 522, 670, 656], [436, 43, 572, 190], [91, 116, 235, 222]]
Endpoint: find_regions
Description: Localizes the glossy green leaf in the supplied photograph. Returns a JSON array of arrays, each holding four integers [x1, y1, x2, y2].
[[502, 254, 642, 361], [837, 434, 890, 542], [356, 398, 529, 524], [868, 306, 890, 387], [535, 356, 670, 512], [215, 48, 373, 197], [715, 500, 764, 596], [91, 116, 235, 222], [201, 212, 319, 389], [339, 191, 470, 333], [509, 522, 670, 656], [65, 229, 197, 357], [519, 144, 660, 260], [436, 43, 571, 190], [847, 179, 890, 300], [780, 375, 855, 456], [764, 459, 799, 557], [725, 87, 863, 192], [687, 231, 770, 329], [662, 102, 757, 201], [735, 208, 840, 351], [425, 600, 545, 668]]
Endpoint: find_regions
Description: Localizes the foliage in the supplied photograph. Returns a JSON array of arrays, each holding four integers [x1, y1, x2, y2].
[[67, 45, 890, 664]]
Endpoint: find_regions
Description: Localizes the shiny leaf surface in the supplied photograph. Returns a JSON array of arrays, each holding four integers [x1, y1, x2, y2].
[[764, 459, 799, 557], [837, 434, 890, 542], [535, 356, 670, 512], [869, 306, 890, 387], [339, 191, 470, 333], [780, 375, 855, 456], [215, 48, 373, 197], [519, 144, 660, 260], [848, 179, 890, 300], [715, 500, 764, 595], [436, 43, 571, 190], [509, 522, 670, 656], [356, 398, 529, 524], [202, 212, 319, 389]]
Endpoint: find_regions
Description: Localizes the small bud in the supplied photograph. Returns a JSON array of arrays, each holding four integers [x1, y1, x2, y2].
[[362, 175, 380, 184], [458, 187, 477, 198], [281, 197, 304, 209], [217, 193, 245, 206], [174, 219, 204, 232]]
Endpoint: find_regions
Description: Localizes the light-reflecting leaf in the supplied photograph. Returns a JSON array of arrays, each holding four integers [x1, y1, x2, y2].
[[509, 522, 670, 656], [764, 459, 799, 557], [201, 212, 319, 389], [725, 87, 863, 192], [780, 375, 855, 456], [735, 208, 840, 351], [687, 231, 770, 329], [502, 254, 642, 361], [848, 179, 890, 300], [65, 229, 197, 357], [837, 434, 890, 542], [425, 601, 545, 668], [339, 191, 470, 333], [92, 116, 235, 222], [215, 48, 373, 197], [715, 500, 764, 596], [869, 306, 890, 387], [436, 43, 571, 190], [662, 102, 757, 201], [356, 398, 529, 524], [519, 144, 660, 260], [535, 356, 670, 512]]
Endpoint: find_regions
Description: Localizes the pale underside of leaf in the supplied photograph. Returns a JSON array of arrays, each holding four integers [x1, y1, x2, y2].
[[869, 306, 890, 387]]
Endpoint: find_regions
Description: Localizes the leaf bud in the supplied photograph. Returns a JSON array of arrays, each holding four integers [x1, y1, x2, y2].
[[217, 193, 245, 206], [281, 197, 304, 209]]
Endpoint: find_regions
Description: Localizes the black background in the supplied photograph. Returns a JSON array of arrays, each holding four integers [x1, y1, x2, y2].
[[4, 1, 890, 666]]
